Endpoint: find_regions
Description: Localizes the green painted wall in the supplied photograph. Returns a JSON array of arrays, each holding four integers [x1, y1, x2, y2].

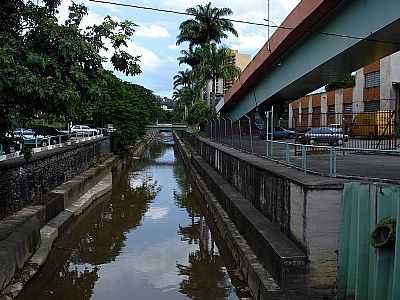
[[338, 182, 400, 300]]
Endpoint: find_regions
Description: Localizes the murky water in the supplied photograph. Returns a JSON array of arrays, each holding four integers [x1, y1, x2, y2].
[[18, 134, 251, 300]]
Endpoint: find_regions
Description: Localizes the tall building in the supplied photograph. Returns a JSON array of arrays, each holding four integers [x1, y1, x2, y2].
[[202, 49, 252, 110], [223, 49, 252, 94], [288, 51, 400, 129]]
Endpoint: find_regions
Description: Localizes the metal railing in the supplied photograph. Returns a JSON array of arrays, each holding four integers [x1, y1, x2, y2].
[[0, 131, 104, 161], [205, 115, 400, 181]]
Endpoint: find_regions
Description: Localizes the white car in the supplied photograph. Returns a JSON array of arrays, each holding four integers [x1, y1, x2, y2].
[[70, 125, 98, 135]]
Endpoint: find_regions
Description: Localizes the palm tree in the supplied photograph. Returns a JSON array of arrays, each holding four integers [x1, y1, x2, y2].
[[176, 2, 238, 48], [173, 69, 193, 89], [195, 43, 241, 111], [172, 87, 195, 120], [177, 49, 201, 68]]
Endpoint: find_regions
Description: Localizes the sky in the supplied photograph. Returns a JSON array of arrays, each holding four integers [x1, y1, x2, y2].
[[57, 0, 301, 98]]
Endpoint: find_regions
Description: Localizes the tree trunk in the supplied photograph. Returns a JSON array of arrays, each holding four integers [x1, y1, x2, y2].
[[211, 77, 216, 113]]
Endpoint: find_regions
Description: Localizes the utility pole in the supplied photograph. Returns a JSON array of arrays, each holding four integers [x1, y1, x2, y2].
[[267, 0, 271, 52]]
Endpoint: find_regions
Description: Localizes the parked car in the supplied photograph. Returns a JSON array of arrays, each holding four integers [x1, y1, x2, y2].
[[297, 127, 347, 146], [327, 124, 343, 134], [14, 128, 49, 147], [70, 125, 98, 136], [260, 127, 295, 140], [0, 136, 22, 154], [32, 126, 70, 144]]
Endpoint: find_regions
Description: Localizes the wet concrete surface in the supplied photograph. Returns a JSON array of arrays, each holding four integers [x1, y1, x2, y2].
[[17, 135, 251, 300]]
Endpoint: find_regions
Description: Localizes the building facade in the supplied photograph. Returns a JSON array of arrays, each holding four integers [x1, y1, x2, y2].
[[288, 52, 400, 129], [202, 49, 252, 109]]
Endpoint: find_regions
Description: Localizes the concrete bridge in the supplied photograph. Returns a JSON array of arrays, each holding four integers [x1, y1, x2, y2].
[[221, 0, 400, 120], [145, 123, 187, 133]]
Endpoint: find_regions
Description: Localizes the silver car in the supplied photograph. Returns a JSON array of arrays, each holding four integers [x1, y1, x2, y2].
[[300, 127, 346, 146]]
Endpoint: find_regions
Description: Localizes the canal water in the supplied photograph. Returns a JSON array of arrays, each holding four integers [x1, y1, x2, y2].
[[18, 134, 251, 300]]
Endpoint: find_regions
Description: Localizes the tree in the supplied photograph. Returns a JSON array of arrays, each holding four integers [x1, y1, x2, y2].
[[93, 75, 160, 148], [177, 49, 201, 68], [0, 1, 142, 144], [176, 2, 238, 48], [194, 43, 241, 111], [187, 101, 210, 129], [173, 69, 193, 89]]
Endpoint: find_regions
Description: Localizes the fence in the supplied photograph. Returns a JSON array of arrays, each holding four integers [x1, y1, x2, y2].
[[291, 110, 399, 150], [205, 114, 400, 181], [0, 131, 104, 161]]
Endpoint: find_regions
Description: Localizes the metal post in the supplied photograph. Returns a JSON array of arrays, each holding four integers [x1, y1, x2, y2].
[[301, 145, 307, 174], [238, 119, 242, 150], [227, 117, 233, 146], [244, 114, 253, 153], [218, 118, 221, 142], [59, 135, 62, 144], [265, 111, 269, 156], [270, 106, 274, 157], [210, 120, 213, 139], [285, 142, 290, 163], [35, 137, 38, 148], [214, 119, 217, 140], [222, 118, 227, 137], [333, 147, 337, 177]]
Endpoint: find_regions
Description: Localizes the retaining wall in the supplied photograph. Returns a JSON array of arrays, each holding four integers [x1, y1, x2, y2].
[[0, 137, 110, 220], [179, 131, 344, 293]]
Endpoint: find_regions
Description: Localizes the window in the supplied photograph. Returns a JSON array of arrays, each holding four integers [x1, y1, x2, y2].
[[365, 71, 380, 88]]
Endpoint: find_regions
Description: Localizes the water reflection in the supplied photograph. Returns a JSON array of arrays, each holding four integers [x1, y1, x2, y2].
[[18, 139, 246, 300]]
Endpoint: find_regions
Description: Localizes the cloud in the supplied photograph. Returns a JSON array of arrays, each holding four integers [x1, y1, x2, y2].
[[229, 30, 268, 53], [136, 24, 170, 38], [145, 207, 169, 220], [167, 44, 180, 51], [57, 0, 106, 27]]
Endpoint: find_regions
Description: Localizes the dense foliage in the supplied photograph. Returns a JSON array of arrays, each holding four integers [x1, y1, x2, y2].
[[187, 101, 210, 128], [0, 0, 161, 146]]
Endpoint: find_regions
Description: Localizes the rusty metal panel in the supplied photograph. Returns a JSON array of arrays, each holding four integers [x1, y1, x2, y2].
[[338, 182, 400, 300]]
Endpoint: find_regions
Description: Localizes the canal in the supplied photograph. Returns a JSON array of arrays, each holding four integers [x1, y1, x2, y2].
[[18, 134, 251, 300]]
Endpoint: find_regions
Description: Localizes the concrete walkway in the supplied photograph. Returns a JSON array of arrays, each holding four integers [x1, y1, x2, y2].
[[213, 136, 400, 184]]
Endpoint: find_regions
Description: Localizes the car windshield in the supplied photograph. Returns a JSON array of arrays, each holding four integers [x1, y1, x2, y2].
[[82, 126, 90, 129]]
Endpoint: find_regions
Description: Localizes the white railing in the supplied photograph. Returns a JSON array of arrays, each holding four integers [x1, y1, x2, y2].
[[0, 132, 104, 162]]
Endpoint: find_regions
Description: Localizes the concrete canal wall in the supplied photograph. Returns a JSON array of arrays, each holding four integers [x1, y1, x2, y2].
[[175, 132, 344, 299], [0, 137, 110, 220], [0, 137, 115, 298]]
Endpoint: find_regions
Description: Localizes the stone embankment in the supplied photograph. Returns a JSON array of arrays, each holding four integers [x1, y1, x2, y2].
[[0, 135, 154, 299]]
